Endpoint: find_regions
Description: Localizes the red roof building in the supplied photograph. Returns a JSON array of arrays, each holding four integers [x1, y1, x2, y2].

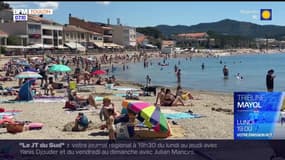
[[177, 32, 208, 39]]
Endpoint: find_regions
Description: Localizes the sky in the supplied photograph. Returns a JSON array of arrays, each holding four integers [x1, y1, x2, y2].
[[5, 1, 285, 27]]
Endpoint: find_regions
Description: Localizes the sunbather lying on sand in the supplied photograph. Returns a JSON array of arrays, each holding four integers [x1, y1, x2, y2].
[[95, 77, 106, 85], [161, 89, 184, 106], [69, 90, 97, 108], [176, 86, 194, 100]]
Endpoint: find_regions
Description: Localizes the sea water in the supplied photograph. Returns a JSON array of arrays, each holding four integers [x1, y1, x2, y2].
[[111, 53, 285, 93]]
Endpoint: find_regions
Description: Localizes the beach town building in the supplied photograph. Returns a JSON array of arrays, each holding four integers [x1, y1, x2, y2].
[[254, 38, 282, 49], [161, 40, 176, 48], [0, 9, 63, 49], [112, 24, 136, 47], [175, 32, 214, 49], [0, 29, 7, 46], [69, 15, 123, 48], [136, 32, 146, 45], [63, 24, 104, 51], [136, 32, 157, 49]]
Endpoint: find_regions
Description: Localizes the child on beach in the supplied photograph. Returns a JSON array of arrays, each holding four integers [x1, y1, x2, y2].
[[101, 97, 118, 142], [106, 110, 116, 142], [73, 112, 89, 131]]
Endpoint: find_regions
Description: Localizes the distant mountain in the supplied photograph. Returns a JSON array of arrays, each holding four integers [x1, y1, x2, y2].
[[154, 19, 285, 39]]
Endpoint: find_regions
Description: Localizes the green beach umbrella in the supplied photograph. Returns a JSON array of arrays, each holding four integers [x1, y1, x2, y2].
[[48, 64, 71, 72]]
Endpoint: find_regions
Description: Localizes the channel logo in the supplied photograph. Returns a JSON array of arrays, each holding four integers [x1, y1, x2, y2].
[[13, 15, 28, 22], [260, 9, 272, 20]]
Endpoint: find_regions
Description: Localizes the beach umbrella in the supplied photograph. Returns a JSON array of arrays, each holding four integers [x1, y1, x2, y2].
[[122, 100, 169, 132], [91, 70, 106, 75], [48, 64, 71, 72], [16, 71, 42, 79], [17, 61, 30, 66], [24, 68, 38, 72]]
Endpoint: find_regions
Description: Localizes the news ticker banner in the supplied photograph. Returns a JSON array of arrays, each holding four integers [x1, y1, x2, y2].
[[0, 140, 284, 160], [234, 92, 285, 140]]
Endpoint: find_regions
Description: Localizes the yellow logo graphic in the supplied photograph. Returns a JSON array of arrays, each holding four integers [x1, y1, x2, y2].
[[260, 9, 272, 20]]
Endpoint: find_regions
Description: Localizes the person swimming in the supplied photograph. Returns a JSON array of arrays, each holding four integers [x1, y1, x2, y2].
[[236, 73, 243, 80], [223, 65, 229, 79]]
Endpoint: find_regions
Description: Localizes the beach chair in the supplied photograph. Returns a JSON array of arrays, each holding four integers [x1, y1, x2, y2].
[[105, 83, 114, 90]]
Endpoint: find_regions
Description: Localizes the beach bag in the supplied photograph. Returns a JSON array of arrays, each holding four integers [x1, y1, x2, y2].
[[28, 123, 44, 130], [6, 123, 24, 134], [0, 108, 5, 112], [116, 123, 130, 139]]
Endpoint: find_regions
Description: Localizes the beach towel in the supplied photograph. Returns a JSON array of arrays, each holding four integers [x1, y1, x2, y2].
[[0, 111, 20, 119], [34, 96, 64, 99], [113, 87, 140, 91], [34, 96, 65, 102], [94, 96, 103, 101], [115, 93, 139, 97], [164, 113, 204, 119], [33, 98, 66, 103], [161, 109, 181, 114], [0, 112, 19, 117], [0, 100, 32, 104]]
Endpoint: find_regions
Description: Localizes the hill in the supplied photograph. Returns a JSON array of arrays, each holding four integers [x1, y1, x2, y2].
[[155, 19, 285, 39]]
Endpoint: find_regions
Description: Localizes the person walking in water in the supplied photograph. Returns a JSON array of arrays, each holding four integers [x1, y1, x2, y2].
[[174, 64, 178, 73], [201, 63, 205, 70], [266, 69, 275, 92], [177, 69, 181, 86], [223, 65, 229, 79], [146, 75, 151, 87]]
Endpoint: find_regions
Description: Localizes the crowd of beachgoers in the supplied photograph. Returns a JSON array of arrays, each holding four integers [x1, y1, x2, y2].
[[1, 47, 282, 140]]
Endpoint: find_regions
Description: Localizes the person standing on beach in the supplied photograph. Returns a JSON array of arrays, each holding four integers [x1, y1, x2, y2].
[[266, 69, 275, 92], [39, 63, 48, 88], [223, 65, 229, 79]]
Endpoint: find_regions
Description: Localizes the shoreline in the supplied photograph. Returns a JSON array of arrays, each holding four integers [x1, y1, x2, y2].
[[1, 48, 285, 59], [0, 54, 234, 139], [116, 79, 233, 96]]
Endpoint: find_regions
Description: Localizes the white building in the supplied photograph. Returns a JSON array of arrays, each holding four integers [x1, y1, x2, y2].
[[0, 9, 63, 48], [112, 25, 136, 47], [63, 24, 104, 51]]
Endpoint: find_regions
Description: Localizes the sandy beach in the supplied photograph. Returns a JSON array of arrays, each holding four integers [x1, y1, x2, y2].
[[0, 51, 236, 140], [1, 48, 284, 140]]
